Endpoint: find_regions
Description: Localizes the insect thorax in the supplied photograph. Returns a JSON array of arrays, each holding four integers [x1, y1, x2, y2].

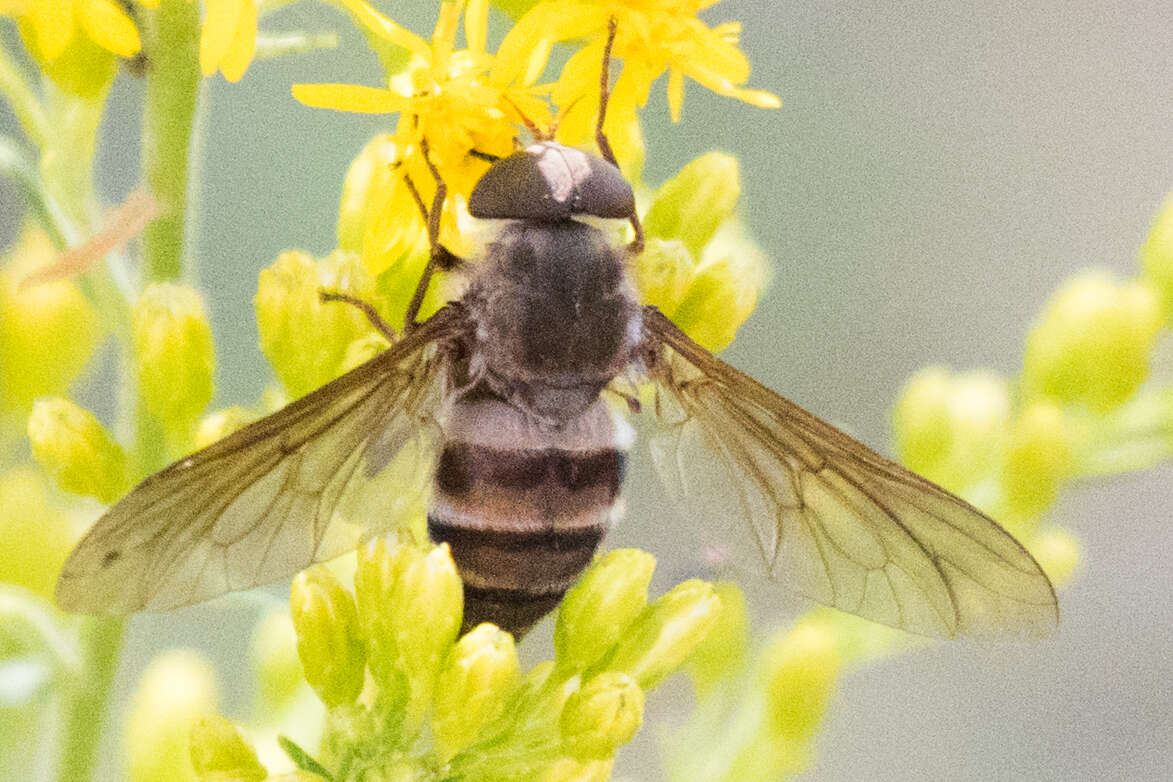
[[463, 218, 641, 421]]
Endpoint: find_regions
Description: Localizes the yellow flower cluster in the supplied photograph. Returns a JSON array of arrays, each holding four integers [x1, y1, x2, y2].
[[294, 0, 778, 277], [1, 0, 257, 91], [185, 543, 723, 782]]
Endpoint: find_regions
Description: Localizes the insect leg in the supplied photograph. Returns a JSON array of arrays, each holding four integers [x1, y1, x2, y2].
[[402, 139, 461, 331], [596, 16, 645, 253], [318, 291, 397, 341]]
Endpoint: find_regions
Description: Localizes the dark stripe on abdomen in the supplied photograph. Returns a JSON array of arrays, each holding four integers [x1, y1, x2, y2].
[[428, 442, 625, 636]]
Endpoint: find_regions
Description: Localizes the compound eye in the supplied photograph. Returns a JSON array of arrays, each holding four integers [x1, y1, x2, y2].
[[469, 142, 635, 221]]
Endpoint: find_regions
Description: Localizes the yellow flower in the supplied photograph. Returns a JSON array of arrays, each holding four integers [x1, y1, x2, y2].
[[6, 0, 154, 63], [293, 0, 548, 214], [497, 0, 780, 161], [198, 0, 257, 82]]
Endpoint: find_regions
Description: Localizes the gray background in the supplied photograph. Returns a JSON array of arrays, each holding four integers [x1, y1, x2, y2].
[[6, 0, 1173, 779]]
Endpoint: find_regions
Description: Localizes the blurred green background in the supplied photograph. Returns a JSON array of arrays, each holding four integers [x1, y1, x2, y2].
[[3, 1, 1172, 779]]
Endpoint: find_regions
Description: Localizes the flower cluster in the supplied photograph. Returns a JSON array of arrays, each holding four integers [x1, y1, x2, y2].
[[183, 544, 722, 781], [0, 0, 257, 91]]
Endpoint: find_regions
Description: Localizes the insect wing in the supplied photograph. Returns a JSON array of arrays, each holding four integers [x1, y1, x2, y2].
[[56, 306, 466, 614], [640, 307, 1058, 639]]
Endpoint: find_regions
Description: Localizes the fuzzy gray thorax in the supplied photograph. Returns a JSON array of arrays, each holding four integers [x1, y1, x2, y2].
[[461, 219, 642, 422]]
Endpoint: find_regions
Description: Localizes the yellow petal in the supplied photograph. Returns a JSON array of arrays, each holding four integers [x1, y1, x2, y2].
[[218, 0, 256, 82], [28, 1, 75, 62], [731, 87, 781, 109], [200, 0, 237, 76], [464, 0, 488, 58], [292, 83, 408, 114], [78, 0, 141, 57], [430, 1, 461, 76], [667, 67, 684, 122], [336, 0, 430, 59]]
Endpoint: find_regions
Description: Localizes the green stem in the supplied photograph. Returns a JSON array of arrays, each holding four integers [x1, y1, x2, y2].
[[57, 618, 124, 782], [140, 0, 201, 283]]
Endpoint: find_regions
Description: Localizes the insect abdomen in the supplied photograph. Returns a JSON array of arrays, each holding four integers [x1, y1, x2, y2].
[[429, 396, 630, 636]]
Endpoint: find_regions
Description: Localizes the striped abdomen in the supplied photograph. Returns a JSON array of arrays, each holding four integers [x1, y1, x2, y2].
[[428, 395, 630, 636]]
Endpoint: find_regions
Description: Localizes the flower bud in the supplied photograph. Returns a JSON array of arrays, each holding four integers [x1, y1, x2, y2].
[[432, 623, 521, 760], [338, 135, 425, 263], [1032, 527, 1081, 588], [290, 566, 366, 707], [0, 227, 101, 412], [762, 619, 840, 742], [670, 224, 766, 351], [255, 250, 377, 398], [1022, 270, 1161, 412], [559, 672, 645, 760], [892, 368, 1011, 494], [189, 715, 267, 782], [133, 283, 215, 438], [632, 239, 694, 317], [555, 549, 655, 671], [195, 407, 257, 450], [604, 579, 722, 689], [644, 152, 741, 257], [354, 539, 462, 721], [27, 397, 127, 502], [1001, 400, 1073, 520], [125, 649, 219, 782], [0, 468, 72, 599], [1140, 194, 1173, 318], [685, 581, 749, 694], [250, 609, 304, 712]]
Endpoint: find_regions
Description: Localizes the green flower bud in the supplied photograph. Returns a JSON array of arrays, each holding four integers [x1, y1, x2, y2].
[[645, 152, 741, 257], [432, 623, 521, 760], [250, 609, 304, 712], [762, 619, 840, 742], [290, 566, 366, 707], [338, 135, 428, 268], [555, 549, 655, 671], [1032, 527, 1081, 588], [1022, 270, 1162, 412], [632, 239, 695, 318], [0, 468, 73, 599], [195, 407, 258, 450], [892, 366, 953, 477], [685, 581, 749, 694], [1140, 194, 1173, 318], [354, 539, 462, 722], [559, 672, 645, 760], [125, 650, 219, 782], [189, 715, 267, 782], [539, 757, 613, 782], [679, 232, 766, 353], [255, 250, 378, 398], [0, 227, 101, 413], [892, 368, 1011, 494], [604, 579, 722, 689], [1001, 400, 1073, 520], [27, 397, 127, 502], [133, 283, 215, 439]]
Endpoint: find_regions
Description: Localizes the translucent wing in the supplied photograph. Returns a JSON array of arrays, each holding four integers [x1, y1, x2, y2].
[[640, 307, 1058, 639], [56, 306, 468, 614]]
